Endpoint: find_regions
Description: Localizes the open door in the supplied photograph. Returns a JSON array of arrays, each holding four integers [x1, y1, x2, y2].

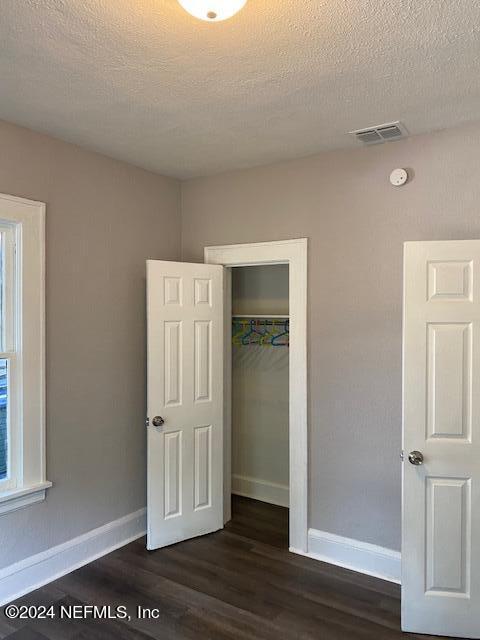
[[146, 260, 224, 550], [403, 241, 480, 638]]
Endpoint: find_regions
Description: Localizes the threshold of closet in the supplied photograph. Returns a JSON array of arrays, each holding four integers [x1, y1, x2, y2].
[[232, 314, 289, 319]]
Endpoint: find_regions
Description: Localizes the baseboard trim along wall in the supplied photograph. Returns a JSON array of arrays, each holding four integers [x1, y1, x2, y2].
[[290, 528, 401, 584], [0, 509, 400, 604], [0, 508, 146, 606], [232, 474, 289, 508]]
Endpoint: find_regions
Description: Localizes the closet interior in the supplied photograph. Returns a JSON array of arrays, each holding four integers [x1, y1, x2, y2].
[[230, 264, 290, 509]]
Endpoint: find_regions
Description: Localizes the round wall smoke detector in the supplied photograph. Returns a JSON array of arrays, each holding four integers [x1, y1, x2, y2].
[[389, 168, 408, 186]]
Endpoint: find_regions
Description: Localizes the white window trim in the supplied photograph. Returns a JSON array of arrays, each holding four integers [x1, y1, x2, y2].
[[0, 193, 50, 515]]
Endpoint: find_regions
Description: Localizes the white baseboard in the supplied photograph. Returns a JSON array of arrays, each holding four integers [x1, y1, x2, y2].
[[0, 508, 146, 605], [232, 474, 289, 508], [290, 528, 401, 584]]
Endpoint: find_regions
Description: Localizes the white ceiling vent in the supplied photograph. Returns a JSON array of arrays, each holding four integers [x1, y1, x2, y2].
[[350, 121, 408, 145]]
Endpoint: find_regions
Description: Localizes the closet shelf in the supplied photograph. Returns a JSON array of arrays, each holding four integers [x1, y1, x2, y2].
[[232, 314, 289, 319]]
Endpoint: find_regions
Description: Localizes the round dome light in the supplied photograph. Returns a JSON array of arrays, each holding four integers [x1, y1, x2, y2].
[[178, 0, 247, 22]]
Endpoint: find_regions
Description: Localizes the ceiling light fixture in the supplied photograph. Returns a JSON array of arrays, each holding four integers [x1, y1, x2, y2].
[[178, 0, 247, 22]]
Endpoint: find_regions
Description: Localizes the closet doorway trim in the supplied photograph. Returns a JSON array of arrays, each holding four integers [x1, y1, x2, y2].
[[204, 238, 308, 554]]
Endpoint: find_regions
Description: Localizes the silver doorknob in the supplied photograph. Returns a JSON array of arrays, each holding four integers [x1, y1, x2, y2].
[[408, 450, 424, 466], [152, 416, 165, 427]]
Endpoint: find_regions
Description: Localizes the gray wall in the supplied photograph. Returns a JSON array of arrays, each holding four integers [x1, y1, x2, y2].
[[2, 116, 480, 563], [182, 120, 480, 551], [232, 265, 289, 316], [0, 120, 181, 568]]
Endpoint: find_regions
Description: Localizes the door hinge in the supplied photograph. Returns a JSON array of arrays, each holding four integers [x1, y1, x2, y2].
[[400, 450, 404, 461], [145, 417, 150, 428]]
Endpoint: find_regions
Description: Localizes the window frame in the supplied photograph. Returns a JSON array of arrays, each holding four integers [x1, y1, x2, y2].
[[0, 224, 18, 494], [0, 193, 50, 515]]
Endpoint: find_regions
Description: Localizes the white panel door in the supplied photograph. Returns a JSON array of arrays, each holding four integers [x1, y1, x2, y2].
[[147, 260, 224, 549], [403, 240, 480, 638]]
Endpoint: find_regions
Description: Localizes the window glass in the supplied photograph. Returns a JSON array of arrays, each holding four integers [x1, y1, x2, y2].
[[0, 229, 13, 487], [0, 359, 8, 481], [0, 235, 3, 351]]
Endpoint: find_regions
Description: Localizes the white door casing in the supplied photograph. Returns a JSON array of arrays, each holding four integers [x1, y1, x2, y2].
[[205, 238, 308, 553], [403, 241, 480, 638], [147, 260, 224, 550]]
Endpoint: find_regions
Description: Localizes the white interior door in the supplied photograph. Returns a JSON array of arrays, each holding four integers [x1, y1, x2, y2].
[[403, 240, 480, 638], [147, 260, 224, 550]]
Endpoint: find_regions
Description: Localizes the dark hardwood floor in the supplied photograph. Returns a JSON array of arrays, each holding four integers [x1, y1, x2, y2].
[[2, 496, 457, 640]]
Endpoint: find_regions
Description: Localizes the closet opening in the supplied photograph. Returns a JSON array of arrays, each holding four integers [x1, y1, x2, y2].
[[228, 264, 289, 548]]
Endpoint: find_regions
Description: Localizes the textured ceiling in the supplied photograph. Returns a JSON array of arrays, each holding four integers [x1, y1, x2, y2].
[[1, 1, 480, 178]]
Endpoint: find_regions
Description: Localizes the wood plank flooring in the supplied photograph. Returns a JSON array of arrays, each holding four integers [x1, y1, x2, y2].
[[2, 496, 459, 639]]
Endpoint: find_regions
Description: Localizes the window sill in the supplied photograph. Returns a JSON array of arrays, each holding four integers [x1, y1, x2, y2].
[[0, 481, 52, 515]]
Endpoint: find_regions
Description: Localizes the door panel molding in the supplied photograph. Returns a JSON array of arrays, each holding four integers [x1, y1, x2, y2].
[[164, 430, 182, 519], [425, 476, 471, 596]]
